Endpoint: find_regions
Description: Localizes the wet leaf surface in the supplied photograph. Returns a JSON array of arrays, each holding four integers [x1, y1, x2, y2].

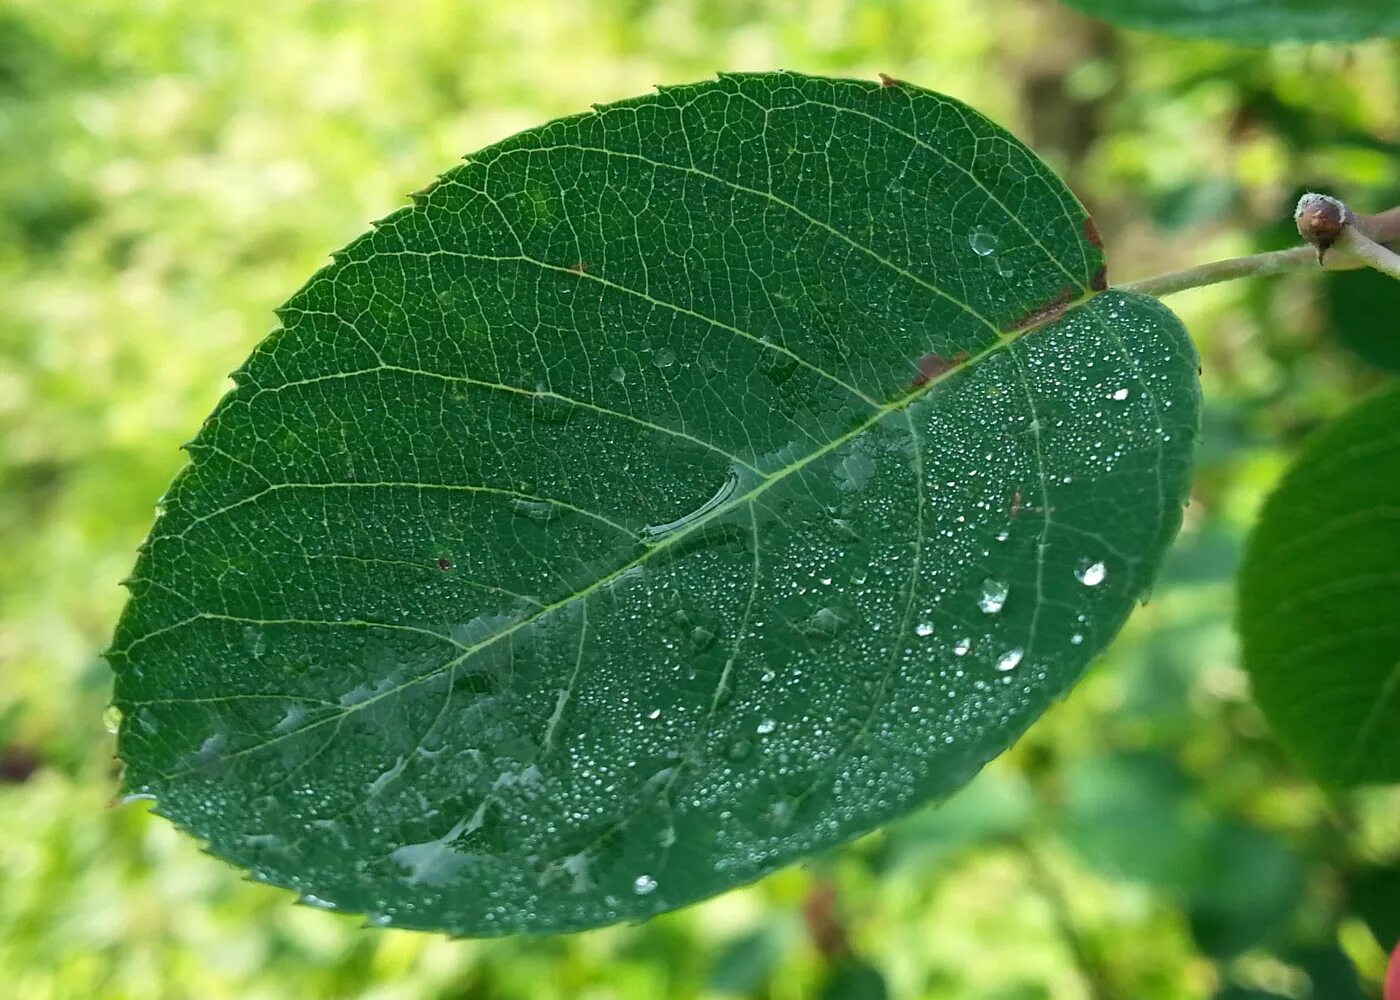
[[108, 72, 1200, 935]]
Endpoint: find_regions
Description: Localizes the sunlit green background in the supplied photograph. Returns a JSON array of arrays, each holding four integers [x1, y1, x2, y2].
[[2, 1, 1398, 997]]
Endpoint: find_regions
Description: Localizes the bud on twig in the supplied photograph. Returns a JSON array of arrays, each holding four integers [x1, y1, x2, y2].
[[1295, 193, 1351, 261]]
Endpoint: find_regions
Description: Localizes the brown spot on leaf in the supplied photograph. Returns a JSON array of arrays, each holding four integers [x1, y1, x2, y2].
[[878, 73, 901, 88], [437, 557, 452, 570], [567, 261, 587, 275], [911, 350, 969, 388], [1083, 215, 1104, 249], [1091, 265, 1109, 292], [1005, 286, 1074, 334]]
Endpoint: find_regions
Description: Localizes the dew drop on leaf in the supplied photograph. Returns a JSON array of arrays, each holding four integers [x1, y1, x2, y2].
[[995, 648, 1025, 672], [969, 225, 998, 256], [1075, 560, 1107, 586], [978, 578, 1009, 614]]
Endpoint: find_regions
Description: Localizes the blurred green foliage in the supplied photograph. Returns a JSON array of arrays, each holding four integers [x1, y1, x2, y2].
[[1, 1, 1397, 997]]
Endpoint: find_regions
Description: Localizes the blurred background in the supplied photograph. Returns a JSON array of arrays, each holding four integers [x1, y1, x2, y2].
[[2, 0, 1398, 997]]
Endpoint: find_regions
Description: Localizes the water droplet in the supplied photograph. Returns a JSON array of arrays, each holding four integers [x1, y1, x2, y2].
[[756, 718, 777, 735], [728, 739, 753, 761], [241, 626, 267, 659], [995, 255, 1016, 277], [800, 605, 856, 640], [977, 578, 1009, 614], [647, 708, 662, 720], [641, 470, 739, 541], [510, 498, 557, 523], [914, 622, 935, 637], [969, 225, 998, 256], [995, 530, 1010, 542], [1075, 560, 1107, 587], [632, 874, 658, 895], [760, 669, 776, 683], [1070, 633, 1084, 645], [609, 366, 626, 383], [300, 893, 336, 910], [954, 638, 971, 656], [653, 348, 677, 369], [995, 648, 1024, 672], [1111, 387, 1130, 401], [102, 705, 123, 735], [689, 625, 717, 652]]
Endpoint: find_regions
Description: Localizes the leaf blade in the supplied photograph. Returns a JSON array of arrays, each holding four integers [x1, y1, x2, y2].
[[1238, 385, 1400, 787], [1057, 0, 1400, 44], [108, 72, 1200, 935]]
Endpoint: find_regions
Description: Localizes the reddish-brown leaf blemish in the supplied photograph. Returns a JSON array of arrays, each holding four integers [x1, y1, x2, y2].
[[1083, 215, 1104, 249], [1005, 286, 1074, 334], [911, 350, 969, 388], [1091, 265, 1109, 292], [567, 261, 587, 275], [878, 73, 900, 88], [437, 557, 452, 570]]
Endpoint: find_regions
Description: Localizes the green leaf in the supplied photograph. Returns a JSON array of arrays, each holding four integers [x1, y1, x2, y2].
[[1349, 864, 1400, 950], [107, 72, 1200, 936], [1324, 268, 1400, 374], [1239, 385, 1400, 787], [1057, 0, 1400, 44], [819, 958, 889, 1000]]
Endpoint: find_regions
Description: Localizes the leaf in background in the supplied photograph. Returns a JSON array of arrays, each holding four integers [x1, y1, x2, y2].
[[1187, 822, 1305, 959], [818, 957, 888, 1000], [1238, 385, 1400, 787], [1060, 751, 1207, 889], [1349, 864, 1400, 950], [1323, 268, 1400, 374], [107, 72, 1200, 935], [1057, 0, 1400, 44]]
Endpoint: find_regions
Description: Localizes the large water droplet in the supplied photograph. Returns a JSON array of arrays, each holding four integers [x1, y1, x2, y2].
[[1075, 560, 1107, 587], [689, 625, 717, 652], [977, 578, 1009, 614], [800, 605, 856, 641], [969, 226, 998, 256], [1111, 387, 1130, 401], [653, 348, 676, 369], [954, 637, 971, 656], [756, 718, 777, 735], [914, 622, 935, 637], [640, 470, 739, 541], [995, 648, 1024, 672], [632, 874, 658, 895], [510, 498, 557, 523]]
